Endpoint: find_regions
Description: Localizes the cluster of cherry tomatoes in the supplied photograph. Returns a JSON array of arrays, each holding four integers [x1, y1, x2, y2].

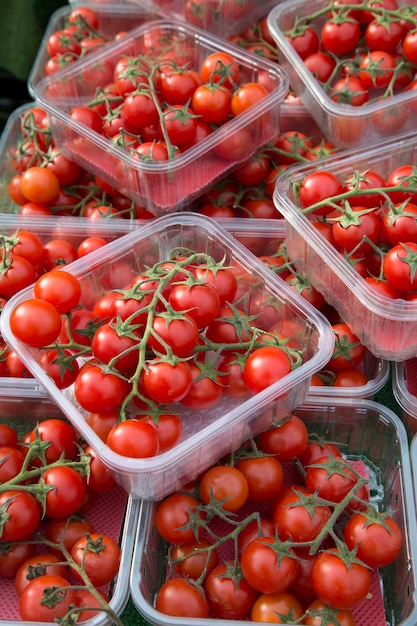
[[8, 247, 305, 459], [44, 6, 117, 77], [69, 45, 270, 166], [296, 162, 417, 298], [283, 0, 417, 110], [0, 224, 128, 379], [153, 419, 402, 622], [261, 237, 375, 389], [0, 418, 123, 623], [7, 105, 154, 219]]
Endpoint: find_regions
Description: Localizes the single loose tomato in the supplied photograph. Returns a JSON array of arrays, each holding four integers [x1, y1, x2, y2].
[[106, 419, 159, 458], [9, 298, 62, 348]]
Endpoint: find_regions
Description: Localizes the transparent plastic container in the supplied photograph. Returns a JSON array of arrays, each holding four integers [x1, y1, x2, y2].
[[0, 213, 334, 499], [27, 3, 163, 98], [274, 132, 417, 362], [267, 0, 417, 149], [34, 19, 289, 217], [219, 218, 390, 399], [130, 397, 417, 626], [69, 0, 279, 40], [0, 392, 139, 626], [393, 360, 417, 437]]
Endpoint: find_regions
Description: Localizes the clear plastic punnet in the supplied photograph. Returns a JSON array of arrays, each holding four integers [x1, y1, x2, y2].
[[130, 397, 417, 626], [34, 19, 289, 217], [0, 392, 139, 626], [267, 0, 417, 149], [0, 213, 334, 499], [273, 132, 417, 362]]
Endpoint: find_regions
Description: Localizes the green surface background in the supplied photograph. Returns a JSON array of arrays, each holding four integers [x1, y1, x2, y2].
[[0, 0, 67, 81]]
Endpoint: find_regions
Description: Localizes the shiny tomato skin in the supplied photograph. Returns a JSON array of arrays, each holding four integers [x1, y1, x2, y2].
[[303, 598, 356, 626], [19, 575, 76, 622], [241, 536, 299, 594], [156, 492, 202, 544], [44, 515, 95, 559], [251, 591, 304, 623], [383, 242, 417, 293], [106, 419, 159, 459], [70, 533, 121, 587], [273, 485, 332, 544], [29, 418, 78, 463], [310, 548, 371, 610], [33, 270, 81, 314], [15, 553, 67, 597], [0, 490, 41, 542], [168, 282, 220, 329], [305, 456, 359, 503], [343, 512, 402, 567], [299, 171, 343, 215], [243, 346, 292, 394], [74, 364, 128, 413], [171, 538, 219, 582], [43, 466, 86, 519], [0, 542, 36, 578], [199, 465, 249, 513], [141, 360, 193, 404], [235, 455, 284, 503], [156, 578, 209, 618], [204, 560, 258, 619], [257, 414, 308, 462]]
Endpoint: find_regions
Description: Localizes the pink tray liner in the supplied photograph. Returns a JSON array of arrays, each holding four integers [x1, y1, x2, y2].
[[0, 486, 127, 621]]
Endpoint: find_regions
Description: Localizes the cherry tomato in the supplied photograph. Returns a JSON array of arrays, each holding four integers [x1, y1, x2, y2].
[[106, 419, 160, 458], [199, 465, 249, 513], [204, 560, 258, 619], [155, 578, 209, 618], [9, 298, 62, 348], [343, 511, 402, 567], [235, 455, 284, 503], [155, 492, 202, 544], [310, 548, 371, 610], [19, 575, 76, 622], [71, 532, 121, 587]]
